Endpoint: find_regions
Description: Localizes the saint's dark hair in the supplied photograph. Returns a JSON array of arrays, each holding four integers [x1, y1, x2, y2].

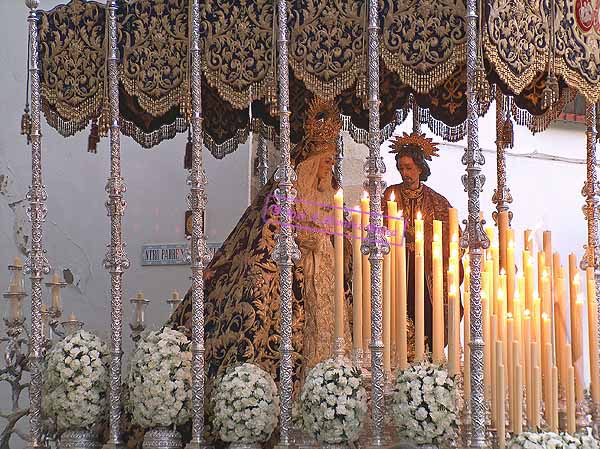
[[394, 145, 431, 182]]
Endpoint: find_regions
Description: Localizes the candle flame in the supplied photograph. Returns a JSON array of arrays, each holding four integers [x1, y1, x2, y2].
[[541, 312, 549, 320], [396, 211, 403, 219], [452, 234, 458, 243], [508, 240, 514, 249], [574, 273, 581, 285], [500, 268, 506, 276], [336, 188, 343, 197], [528, 256, 534, 265], [498, 288, 504, 298], [390, 191, 395, 202], [542, 269, 549, 279], [576, 293, 584, 303], [507, 312, 513, 319], [514, 289, 520, 300], [416, 211, 422, 220], [524, 309, 531, 317], [362, 191, 369, 199], [449, 285, 458, 296]]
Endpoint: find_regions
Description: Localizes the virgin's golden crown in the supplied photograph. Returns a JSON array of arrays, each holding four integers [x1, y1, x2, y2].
[[305, 97, 342, 145]]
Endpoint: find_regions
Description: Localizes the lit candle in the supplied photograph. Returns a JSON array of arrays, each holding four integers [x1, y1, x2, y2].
[[492, 243, 500, 316], [507, 236, 515, 314], [491, 315, 498, 425], [449, 208, 459, 245], [383, 246, 391, 373], [523, 310, 532, 424], [415, 211, 425, 361], [524, 251, 534, 312], [538, 252, 546, 311], [556, 266, 568, 391], [586, 267, 600, 404], [498, 210, 509, 273], [572, 294, 585, 402], [567, 365, 576, 434], [496, 340, 506, 449], [524, 229, 533, 252], [551, 365, 559, 432], [448, 284, 458, 376], [432, 225, 444, 363], [544, 342, 553, 426], [513, 341, 523, 434], [361, 192, 371, 351], [396, 213, 407, 369], [532, 343, 541, 429], [352, 209, 363, 353], [533, 294, 541, 345], [507, 312, 514, 430], [387, 193, 398, 355], [334, 189, 345, 344]]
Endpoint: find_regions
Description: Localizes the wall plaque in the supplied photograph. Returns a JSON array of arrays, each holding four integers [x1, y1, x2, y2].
[[141, 243, 189, 266]]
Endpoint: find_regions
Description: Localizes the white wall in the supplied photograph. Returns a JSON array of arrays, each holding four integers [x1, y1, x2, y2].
[[0, 2, 251, 445]]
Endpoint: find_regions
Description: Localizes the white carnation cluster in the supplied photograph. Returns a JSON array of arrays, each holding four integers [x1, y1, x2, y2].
[[126, 327, 192, 428], [508, 432, 599, 449], [213, 363, 279, 443], [391, 360, 458, 445], [43, 330, 109, 430], [300, 358, 367, 444]]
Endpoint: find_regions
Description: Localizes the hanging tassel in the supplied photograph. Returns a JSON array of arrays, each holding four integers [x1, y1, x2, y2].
[[356, 73, 368, 109], [87, 119, 100, 153], [20, 107, 31, 144], [184, 128, 192, 169], [542, 73, 559, 110], [502, 117, 514, 149], [98, 98, 110, 137], [474, 60, 491, 106]]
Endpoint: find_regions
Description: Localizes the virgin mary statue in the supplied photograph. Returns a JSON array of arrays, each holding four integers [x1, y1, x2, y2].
[[168, 98, 352, 391]]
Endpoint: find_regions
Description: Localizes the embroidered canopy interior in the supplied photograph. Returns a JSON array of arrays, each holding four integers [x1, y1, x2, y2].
[[36, 0, 600, 156]]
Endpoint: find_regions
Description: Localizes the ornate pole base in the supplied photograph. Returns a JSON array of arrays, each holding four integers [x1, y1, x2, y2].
[[352, 348, 364, 369], [144, 428, 183, 449], [185, 440, 214, 449], [333, 337, 346, 360], [59, 430, 101, 449]]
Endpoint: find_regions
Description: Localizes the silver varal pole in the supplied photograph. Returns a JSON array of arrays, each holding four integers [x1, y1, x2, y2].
[[582, 102, 600, 432], [25, 1, 51, 448], [461, 0, 490, 448], [103, 2, 130, 448], [363, 0, 388, 445], [272, 0, 300, 446], [186, 0, 210, 447]]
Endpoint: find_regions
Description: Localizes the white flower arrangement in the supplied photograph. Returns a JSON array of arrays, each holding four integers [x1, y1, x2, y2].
[[391, 360, 459, 445], [300, 358, 367, 444], [213, 363, 279, 443], [126, 327, 192, 428], [43, 330, 109, 430], [508, 432, 599, 449]]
